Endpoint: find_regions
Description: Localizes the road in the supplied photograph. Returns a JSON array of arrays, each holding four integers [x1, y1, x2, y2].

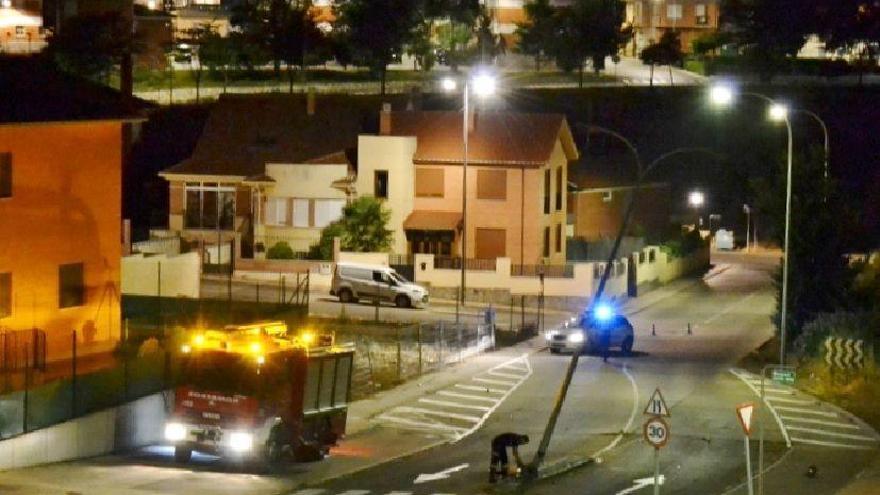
[[4, 252, 876, 494]]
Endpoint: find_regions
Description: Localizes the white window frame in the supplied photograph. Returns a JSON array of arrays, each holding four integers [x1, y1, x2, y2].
[[667, 3, 682, 20], [293, 199, 310, 227], [313, 199, 345, 228], [266, 197, 288, 226]]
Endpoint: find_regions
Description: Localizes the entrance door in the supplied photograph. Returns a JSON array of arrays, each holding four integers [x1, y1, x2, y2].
[[475, 228, 506, 260]]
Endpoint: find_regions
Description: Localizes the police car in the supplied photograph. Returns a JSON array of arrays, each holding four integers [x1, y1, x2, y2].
[[545, 304, 635, 355]]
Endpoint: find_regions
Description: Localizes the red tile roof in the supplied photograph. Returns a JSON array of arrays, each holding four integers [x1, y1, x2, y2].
[[386, 111, 579, 167]]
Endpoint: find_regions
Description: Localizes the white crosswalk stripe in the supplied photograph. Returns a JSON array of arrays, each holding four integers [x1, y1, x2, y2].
[[730, 368, 880, 451], [291, 487, 467, 495], [371, 354, 532, 440]]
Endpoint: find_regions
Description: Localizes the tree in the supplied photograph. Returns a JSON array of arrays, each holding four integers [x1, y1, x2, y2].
[[515, 0, 557, 72], [231, 0, 312, 77], [309, 197, 394, 260], [475, 7, 501, 64], [550, 0, 630, 87], [334, 0, 421, 94], [721, 0, 817, 80], [407, 20, 438, 72], [48, 11, 136, 84], [752, 146, 855, 347], [198, 27, 236, 93], [816, 0, 880, 86], [639, 30, 683, 86], [279, 4, 329, 92]]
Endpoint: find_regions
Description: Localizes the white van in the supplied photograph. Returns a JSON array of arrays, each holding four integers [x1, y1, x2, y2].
[[330, 262, 429, 309]]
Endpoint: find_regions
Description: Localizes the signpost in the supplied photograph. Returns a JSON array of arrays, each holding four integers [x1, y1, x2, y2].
[[643, 387, 671, 495], [736, 402, 756, 495]]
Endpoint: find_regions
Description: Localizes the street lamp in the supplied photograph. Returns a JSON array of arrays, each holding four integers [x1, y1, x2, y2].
[[709, 83, 793, 366], [688, 190, 705, 228], [743, 204, 752, 253], [441, 71, 497, 306]]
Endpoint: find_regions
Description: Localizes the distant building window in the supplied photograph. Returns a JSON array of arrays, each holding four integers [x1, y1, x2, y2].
[[667, 3, 682, 21], [265, 197, 288, 226], [555, 224, 562, 253], [415, 168, 444, 198], [544, 169, 551, 214], [603, 191, 613, 203], [293, 198, 310, 227], [543, 227, 550, 258], [314, 199, 345, 228], [0, 153, 10, 198], [477, 169, 507, 200], [59, 263, 84, 309], [184, 182, 235, 230], [374, 170, 388, 199], [695, 3, 708, 24], [555, 167, 563, 211], [0, 272, 10, 318]]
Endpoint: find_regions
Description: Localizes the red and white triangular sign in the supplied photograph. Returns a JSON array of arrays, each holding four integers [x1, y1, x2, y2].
[[736, 402, 756, 436], [643, 387, 671, 417]]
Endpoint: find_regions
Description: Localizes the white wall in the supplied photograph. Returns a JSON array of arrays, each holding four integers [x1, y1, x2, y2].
[[0, 392, 167, 470], [337, 251, 391, 266], [356, 135, 418, 255], [121, 253, 201, 298]]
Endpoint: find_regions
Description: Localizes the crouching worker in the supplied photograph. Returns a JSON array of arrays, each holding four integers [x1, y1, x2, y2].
[[489, 432, 529, 483]]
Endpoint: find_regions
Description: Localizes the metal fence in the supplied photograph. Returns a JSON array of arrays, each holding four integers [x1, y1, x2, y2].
[[434, 257, 497, 271], [510, 264, 575, 278]]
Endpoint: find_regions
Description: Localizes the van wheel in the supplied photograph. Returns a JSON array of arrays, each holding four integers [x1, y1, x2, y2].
[[621, 337, 634, 356], [338, 289, 354, 303], [174, 446, 192, 463], [395, 295, 411, 308]]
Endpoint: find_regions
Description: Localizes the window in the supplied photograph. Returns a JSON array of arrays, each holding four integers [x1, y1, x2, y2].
[[0, 272, 10, 318], [543, 227, 550, 258], [59, 263, 84, 309], [293, 198, 310, 227], [555, 224, 562, 253], [695, 3, 708, 24], [415, 168, 444, 197], [603, 191, 613, 203], [265, 197, 288, 226], [555, 167, 563, 211], [374, 170, 388, 199], [184, 182, 235, 230], [667, 3, 682, 20], [314, 199, 345, 227], [477, 169, 507, 200], [0, 152, 10, 198], [475, 228, 506, 259], [543, 169, 551, 214]]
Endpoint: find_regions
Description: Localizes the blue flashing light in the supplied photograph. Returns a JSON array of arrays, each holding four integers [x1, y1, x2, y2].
[[593, 303, 614, 322]]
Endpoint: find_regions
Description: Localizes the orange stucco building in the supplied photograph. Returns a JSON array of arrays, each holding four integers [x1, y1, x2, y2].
[[0, 60, 145, 363]]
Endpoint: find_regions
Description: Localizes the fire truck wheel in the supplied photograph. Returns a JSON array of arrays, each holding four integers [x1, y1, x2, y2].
[[338, 289, 354, 303], [174, 446, 192, 463], [395, 295, 411, 308]]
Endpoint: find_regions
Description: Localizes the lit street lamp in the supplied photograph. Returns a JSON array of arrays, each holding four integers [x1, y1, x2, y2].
[[441, 72, 496, 306], [709, 83, 793, 366], [688, 190, 705, 227]]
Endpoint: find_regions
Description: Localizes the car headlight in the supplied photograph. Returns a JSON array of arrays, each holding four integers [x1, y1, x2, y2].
[[228, 431, 253, 452], [545, 331, 556, 341], [164, 422, 187, 442], [568, 332, 584, 344]]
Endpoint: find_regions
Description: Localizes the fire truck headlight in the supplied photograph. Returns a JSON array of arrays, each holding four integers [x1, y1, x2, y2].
[[164, 422, 187, 442], [228, 431, 253, 452]]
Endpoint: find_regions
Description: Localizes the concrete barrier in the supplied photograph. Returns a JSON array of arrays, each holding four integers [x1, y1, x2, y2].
[[0, 392, 168, 470]]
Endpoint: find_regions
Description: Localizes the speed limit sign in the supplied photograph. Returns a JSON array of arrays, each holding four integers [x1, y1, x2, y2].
[[643, 416, 669, 448]]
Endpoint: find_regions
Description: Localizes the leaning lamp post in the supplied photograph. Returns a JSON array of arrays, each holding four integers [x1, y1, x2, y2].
[[709, 84, 793, 366], [441, 72, 496, 306]]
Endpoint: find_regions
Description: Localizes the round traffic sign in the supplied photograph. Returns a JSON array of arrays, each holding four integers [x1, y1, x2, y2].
[[643, 416, 669, 448]]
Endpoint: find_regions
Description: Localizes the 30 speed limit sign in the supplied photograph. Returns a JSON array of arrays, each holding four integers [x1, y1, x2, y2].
[[643, 416, 670, 448]]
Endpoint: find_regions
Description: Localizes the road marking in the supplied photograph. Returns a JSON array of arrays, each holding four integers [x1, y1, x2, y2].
[[487, 370, 527, 380], [763, 388, 795, 396], [338, 491, 370, 495], [590, 364, 639, 460], [413, 463, 469, 484], [436, 390, 498, 402], [615, 475, 665, 495], [790, 437, 877, 450], [473, 377, 517, 386], [457, 354, 533, 441], [417, 398, 492, 411], [455, 383, 505, 394], [729, 368, 791, 448], [702, 292, 758, 324], [779, 415, 860, 429], [773, 406, 838, 418], [376, 415, 468, 434], [764, 396, 815, 405], [394, 406, 482, 423], [290, 490, 326, 495], [786, 426, 879, 442]]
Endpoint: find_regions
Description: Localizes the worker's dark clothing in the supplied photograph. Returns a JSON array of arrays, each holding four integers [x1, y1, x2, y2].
[[489, 433, 529, 482]]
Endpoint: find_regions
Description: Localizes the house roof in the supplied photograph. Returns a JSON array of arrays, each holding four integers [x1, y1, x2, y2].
[[0, 57, 151, 125], [386, 111, 579, 167], [403, 210, 462, 231], [161, 94, 369, 178]]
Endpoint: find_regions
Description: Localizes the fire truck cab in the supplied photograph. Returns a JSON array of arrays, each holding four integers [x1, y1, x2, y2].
[[164, 322, 354, 464]]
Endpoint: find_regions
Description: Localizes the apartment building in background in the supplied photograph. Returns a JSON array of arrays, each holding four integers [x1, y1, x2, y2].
[[625, 0, 720, 55], [0, 0, 46, 54], [0, 59, 146, 362]]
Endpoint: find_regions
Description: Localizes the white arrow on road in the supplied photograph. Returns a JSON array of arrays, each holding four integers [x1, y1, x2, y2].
[[413, 463, 470, 484], [615, 475, 665, 495]]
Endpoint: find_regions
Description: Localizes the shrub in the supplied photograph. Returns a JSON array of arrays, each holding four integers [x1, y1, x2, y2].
[[793, 311, 879, 359], [267, 241, 295, 260]]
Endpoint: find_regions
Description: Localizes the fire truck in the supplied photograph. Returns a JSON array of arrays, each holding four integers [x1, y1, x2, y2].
[[163, 321, 355, 464]]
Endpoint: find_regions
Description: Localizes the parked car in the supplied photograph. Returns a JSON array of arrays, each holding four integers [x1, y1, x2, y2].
[[330, 262, 429, 309], [546, 307, 634, 355]]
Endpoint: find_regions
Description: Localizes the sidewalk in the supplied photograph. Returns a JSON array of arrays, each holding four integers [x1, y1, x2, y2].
[[837, 454, 880, 495]]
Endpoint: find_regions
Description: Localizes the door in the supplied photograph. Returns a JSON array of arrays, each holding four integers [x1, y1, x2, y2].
[[372, 270, 394, 301]]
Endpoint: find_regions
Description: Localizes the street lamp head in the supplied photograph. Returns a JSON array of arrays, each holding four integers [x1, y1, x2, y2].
[[709, 84, 734, 107], [441, 77, 458, 92], [471, 73, 496, 97], [768, 103, 789, 122], [688, 190, 705, 208]]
